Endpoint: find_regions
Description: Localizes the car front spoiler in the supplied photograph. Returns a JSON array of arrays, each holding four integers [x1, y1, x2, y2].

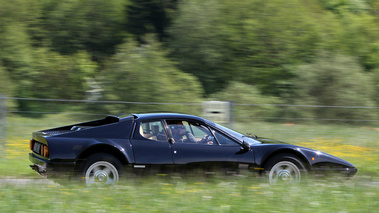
[[311, 166, 358, 177]]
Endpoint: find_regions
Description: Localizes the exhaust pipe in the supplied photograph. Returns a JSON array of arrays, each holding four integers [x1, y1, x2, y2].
[[30, 164, 46, 174]]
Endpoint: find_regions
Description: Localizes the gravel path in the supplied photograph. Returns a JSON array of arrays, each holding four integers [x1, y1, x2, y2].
[[0, 178, 58, 186]]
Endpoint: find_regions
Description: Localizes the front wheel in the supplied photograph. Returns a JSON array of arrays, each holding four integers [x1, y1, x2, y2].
[[80, 153, 124, 186], [264, 154, 306, 184]]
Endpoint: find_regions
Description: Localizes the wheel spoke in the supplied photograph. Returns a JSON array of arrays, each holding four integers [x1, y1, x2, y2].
[[103, 167, 111, 175], [286, 166, 294, 174], [92, 166, 100, 173]]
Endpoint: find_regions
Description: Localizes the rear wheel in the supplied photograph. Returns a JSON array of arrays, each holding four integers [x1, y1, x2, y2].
[[80, 153, 124, 185], [264, 154, 306, 184]]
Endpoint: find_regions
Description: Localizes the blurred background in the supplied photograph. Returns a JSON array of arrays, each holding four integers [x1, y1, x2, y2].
[[0, 0, 378, 136], [0, 0, 378, 118], [0, 0, 378, 212]]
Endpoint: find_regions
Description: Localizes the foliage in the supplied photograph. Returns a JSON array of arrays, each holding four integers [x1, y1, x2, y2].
[[28, 0, 127, 61], [100, 37, 203, 114], [372, 68, 379, 106], [168, 0, 324, 95], [168, 0, 231, 94], [15, 49, 97, 112], [225, 0, 322, 95], [167, 0, 379, 98], [0, 64, 13, 96], [287, 53, 376, 121], [126, 0, 178, 43], [0, 22, 33, 75], [0, 0, 378, 120], [318, 0, 370, 15], [330, 13, 379, 71]]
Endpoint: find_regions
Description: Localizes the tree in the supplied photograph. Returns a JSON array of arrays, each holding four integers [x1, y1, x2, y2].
[[318, 0, 369, 15], [287, 53, 376, 121], [226, 0, 322, 96], [0, 21, 34, 77], [372, 68, 379, 106], [100, 37, 203, 114], [169, 0, 323, 96], [32, 0, 127, 61], [168, 0, 232, 95], [316, 1, 379, 71], [0, 64, 14, 96], [15, 48, 97, 112], [126, 0, 177, 43]]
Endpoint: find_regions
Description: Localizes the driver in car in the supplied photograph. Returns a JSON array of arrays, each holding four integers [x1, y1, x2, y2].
[[169, 121, 214, 144], [169, 122, 197, 143]]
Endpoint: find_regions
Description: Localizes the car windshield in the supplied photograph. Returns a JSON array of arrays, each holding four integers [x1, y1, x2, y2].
[[212, 123, 261, 145]]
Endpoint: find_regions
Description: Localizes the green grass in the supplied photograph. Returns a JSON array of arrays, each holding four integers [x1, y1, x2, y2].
[[0, 177, 378, 212], [1, 114, 378, 212]]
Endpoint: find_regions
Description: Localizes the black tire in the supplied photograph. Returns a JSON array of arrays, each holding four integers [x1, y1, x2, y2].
[[80, 153, 125, 186], [264, 153, 307, 184]]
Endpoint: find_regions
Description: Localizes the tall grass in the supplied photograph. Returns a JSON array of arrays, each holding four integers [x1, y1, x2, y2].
[[0, 177, 378, 212]]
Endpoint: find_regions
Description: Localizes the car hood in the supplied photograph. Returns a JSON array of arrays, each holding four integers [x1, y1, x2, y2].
[[255, 137, 287, 144], [252, 137, 356, 167]]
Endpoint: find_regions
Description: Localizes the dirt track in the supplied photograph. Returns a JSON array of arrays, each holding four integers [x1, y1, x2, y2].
[[0, 178, 58, 186], [1, 176, 378, 187]]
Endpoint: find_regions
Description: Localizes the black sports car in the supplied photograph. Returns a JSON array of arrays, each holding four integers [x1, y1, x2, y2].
[[29, 113, 357, 185]]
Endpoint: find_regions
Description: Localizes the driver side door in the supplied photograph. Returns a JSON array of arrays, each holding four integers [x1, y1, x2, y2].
[[167, 120, 255, 170]]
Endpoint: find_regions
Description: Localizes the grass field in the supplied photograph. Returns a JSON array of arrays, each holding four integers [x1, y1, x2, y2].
[[0, 114, 378, 212], [0, 177, 378, 212]]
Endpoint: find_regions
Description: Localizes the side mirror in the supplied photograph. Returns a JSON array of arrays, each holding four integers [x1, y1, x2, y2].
[[241, 140, 250, 152]]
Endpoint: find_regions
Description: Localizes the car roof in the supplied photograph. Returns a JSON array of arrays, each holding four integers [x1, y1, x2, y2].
[[133, 113, 205, 121], [111, 113, 206, 123]]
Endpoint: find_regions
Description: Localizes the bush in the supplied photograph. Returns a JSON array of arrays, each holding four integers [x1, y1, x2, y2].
[[100, 38, 204, 114], [287, 53, 376, 122]]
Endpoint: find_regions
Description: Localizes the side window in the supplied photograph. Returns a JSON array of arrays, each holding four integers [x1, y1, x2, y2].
[[139, 120, 167, 142], [190, 124, 212, 140], [166, 120, 215, 145], [213, 130, 239, 146]]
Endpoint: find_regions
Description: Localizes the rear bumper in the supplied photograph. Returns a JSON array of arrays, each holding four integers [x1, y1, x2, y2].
[[29, 153, 76, 178]]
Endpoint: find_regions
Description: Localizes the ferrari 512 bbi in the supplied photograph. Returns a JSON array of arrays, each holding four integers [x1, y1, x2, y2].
[[29, 113, 357, 185]]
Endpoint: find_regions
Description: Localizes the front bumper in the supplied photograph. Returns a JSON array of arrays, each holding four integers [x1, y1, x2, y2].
[[29, 153, 76, 178]]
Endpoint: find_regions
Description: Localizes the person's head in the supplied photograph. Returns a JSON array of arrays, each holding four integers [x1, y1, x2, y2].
[[168, 121, 186, 136]]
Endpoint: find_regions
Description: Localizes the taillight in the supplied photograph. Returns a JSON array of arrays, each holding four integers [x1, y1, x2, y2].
[[30, 139, 35, 150], [43, 146, 49, 157], [40, 144, 49, 157]]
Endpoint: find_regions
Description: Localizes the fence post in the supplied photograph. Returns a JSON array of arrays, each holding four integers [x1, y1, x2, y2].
[[0, 94, 6, 154], [202, 101, 232, 127]]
